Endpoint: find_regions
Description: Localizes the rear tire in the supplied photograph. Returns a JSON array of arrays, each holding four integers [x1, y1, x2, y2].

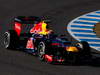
[[4, 30, 19, 49]]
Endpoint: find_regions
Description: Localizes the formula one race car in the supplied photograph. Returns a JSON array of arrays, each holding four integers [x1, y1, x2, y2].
[[4, 16, 92, 64]]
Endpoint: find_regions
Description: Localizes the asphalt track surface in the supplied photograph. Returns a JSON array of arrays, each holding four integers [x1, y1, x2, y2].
[[0, 0, 100, 75]]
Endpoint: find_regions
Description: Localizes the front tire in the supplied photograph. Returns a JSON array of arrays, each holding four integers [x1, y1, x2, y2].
[[37, 41, 46, 61], [76, 41, 92, 58], [66, 52, 79, 64]]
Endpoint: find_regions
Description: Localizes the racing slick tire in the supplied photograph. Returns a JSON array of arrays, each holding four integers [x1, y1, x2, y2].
[[37, 41, 54, 64], [76, 41, 92, 59], [4, 30, 19, 49], [37, 41, 46, 61], [66, 52, 79, 64]]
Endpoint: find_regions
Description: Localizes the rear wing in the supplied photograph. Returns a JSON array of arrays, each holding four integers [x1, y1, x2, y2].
[[14, 16, 41, 24], [14, 16, 41, 36]]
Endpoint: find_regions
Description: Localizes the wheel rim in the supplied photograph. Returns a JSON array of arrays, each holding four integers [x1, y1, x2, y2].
[[76, 43, 83, 49], [38, 42, 45, 60], [4, 32, 10, 48]]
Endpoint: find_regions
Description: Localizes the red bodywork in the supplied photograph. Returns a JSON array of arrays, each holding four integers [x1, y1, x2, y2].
[[44, 54, 64, 63], [14, 22, 35, 49], [26, 38, 34, 49], [45, 54, 53, 62], [30, 22, 42, 33], [14, 22, 22, 36]]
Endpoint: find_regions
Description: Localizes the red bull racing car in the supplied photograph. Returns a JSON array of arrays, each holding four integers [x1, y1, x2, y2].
[[4, 16, 92, 64]]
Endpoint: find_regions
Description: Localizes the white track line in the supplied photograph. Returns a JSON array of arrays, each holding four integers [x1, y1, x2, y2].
[[88, 42, 100, 44], [70, 27, 93, 30], [76, 20, 98, 23], [69, 24, 94, 26], [72, 32, 95, 35], [81, 16, 100, 20]]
